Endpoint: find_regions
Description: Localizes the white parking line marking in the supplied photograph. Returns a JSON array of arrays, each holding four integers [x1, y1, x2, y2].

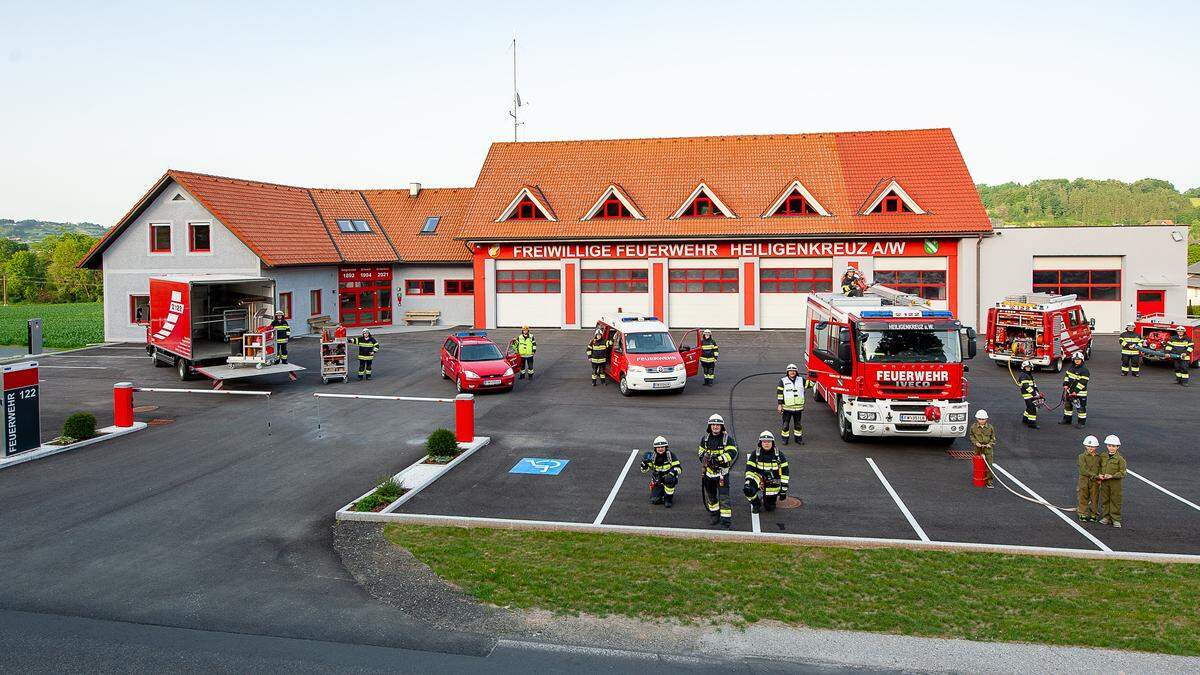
[[1128, 470, 1200, 512], [866, 457, 930, 542], [44, 355, 145, 359], [593, 449, 639, 525], [991, 463, 1111, 552], [38, 365, 109, 370], [751, 511, 761, 533]]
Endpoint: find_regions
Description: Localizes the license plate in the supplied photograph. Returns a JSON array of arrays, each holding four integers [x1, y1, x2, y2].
[[652, 382, 673, 389], [899, 413, 926, 422], [484, 379, 502, 386]]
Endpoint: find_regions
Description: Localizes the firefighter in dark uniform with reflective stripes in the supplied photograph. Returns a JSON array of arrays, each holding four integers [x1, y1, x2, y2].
[[1166, 325, 1193, 386], [349, 329, 380, 380], [1060, 351, 1089, 426], [744, 431, 789, 514], [586, 329, 611, 386], [699, 329, 719, 386], [1017, 360, 1040, 428], [1118, 323, 1143, 377], [777, 363, 805, 444], [698, 413, 738, 528], [640, 436, 682, 508], [271, 311, 291, 364], [840, 267, 864, 297]]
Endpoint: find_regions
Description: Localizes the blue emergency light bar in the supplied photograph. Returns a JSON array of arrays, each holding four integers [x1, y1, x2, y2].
[[454, 331, 487, 338], [620, 316, 660, 322], [858, 310, 954, 318]]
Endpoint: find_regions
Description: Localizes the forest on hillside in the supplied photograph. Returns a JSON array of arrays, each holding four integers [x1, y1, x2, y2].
[[0, 233, 102, 304], [0, 218, 106, 242]]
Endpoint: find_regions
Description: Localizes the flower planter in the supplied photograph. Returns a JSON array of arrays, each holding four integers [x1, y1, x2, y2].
[[337, 436, 489, 517]]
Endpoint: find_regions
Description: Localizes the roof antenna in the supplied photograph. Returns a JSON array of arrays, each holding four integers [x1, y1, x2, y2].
[[508, 33, 526, 141]]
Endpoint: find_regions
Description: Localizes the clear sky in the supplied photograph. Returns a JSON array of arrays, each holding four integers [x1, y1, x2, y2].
[[2, 1, 1197, 224]]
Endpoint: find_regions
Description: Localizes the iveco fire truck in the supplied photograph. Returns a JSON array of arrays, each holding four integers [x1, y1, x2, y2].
[[805, 284, 977, 442]]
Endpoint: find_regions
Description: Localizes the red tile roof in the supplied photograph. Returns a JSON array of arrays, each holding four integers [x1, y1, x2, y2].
[[461, 128, 990, 241], [309, 188, 397, 263], [362, 188, 472, 262]]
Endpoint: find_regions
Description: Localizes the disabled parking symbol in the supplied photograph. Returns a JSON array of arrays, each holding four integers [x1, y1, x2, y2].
[[509, 458, 569, 475]]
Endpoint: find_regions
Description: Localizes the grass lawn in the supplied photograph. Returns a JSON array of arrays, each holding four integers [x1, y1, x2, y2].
[[386, 524, 1200, 656], [0, 302, 104, 348]]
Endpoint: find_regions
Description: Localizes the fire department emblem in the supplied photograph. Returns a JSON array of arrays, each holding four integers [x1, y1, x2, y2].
[[923, 239, 939, 255], [488, 244, 501, 258]]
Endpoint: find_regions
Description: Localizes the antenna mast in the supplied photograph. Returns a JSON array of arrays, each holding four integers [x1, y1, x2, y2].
[[509, 35, 523, 141]]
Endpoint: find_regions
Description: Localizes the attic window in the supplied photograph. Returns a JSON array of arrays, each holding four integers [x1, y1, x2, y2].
[[509, 196, 547, 221], [582, 185, 645, 220], [862, 180, 925, 215], [871, 194, 913, 214], [171, 193, 187, 201], [596, 196, 632, 219], [671, 183, 735, 219], [421, 216, 441, 233], [337, 219, 372, 232]]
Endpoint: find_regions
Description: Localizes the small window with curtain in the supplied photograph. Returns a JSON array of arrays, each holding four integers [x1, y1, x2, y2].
[[188, 222, 211, 252], [309, 289, 322, 316], [278, 292, 293, 319], [149, 223, 172, 253]]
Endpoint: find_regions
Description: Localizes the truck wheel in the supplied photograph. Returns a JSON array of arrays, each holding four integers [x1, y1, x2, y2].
[[177, 358, 192, 381], [150, 348, 166, 367], [619, 375, 632, 397], [813, 385, 824, 403], [837, 398, 857, 443], [1085, 344, 1093, 360], [1050, 358, 1063, 373]]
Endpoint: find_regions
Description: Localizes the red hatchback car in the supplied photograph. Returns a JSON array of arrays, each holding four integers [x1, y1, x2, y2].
[[439, 332, 519, 393]]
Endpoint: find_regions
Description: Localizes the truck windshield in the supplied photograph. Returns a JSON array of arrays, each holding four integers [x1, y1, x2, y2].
[[857, 328, 962, 364], [624, 331, 676, 354], [460, 343, 504, 361]]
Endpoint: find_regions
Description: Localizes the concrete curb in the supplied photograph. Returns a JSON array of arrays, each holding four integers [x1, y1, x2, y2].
[[0, 423, 149, 471], [337, 436, 490, 514]]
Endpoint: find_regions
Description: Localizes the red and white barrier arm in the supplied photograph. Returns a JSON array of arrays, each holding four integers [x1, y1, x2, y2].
[[312, 392, 475, 443], [113, 382, 271, 428]]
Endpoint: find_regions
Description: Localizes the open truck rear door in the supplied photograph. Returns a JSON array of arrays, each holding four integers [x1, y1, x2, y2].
[[675, 328, 701, 378]]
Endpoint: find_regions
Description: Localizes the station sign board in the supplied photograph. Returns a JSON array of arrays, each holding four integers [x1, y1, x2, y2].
[[480, 238, 957, 261], [2, 361, 40, 457]]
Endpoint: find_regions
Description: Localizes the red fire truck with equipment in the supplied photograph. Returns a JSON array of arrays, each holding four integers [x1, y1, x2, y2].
[[984, 293, 1094, 372], [805, 284, 977, 442], [1133, 314, 1200, 367]]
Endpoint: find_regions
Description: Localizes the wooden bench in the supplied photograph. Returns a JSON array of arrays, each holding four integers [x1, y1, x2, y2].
[[307, 315, 333, 332], [404, 310, 441, 325]]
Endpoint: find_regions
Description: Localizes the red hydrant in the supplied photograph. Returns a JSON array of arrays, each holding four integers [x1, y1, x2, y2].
[[971, 454, 987, 488]]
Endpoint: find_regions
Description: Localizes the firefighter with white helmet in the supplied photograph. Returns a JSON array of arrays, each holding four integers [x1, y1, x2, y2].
[[777, 363, 805, 444], [586, 328, 612, 386], [1165, 325, 1193, 386], [1097, 434, 1127, 527], [699, 329, 719, 386], [1017, 360, 1040, 428], [1060, 351, 1090, 426], [1076, 435, 1102, 522], [968, 409, 996, 488], [698, 413, 738, 528], [270, 310, 291, 364], [639, 436, 682, 508], [744, 431, 790, 514], [349, 328, 380, 380], [510, 326, 537, 380], [1118, 322, 1143, 377]]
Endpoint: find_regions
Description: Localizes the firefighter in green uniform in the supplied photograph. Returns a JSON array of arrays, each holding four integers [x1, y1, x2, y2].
[[510, 326, 537, 380], [1060, 352, 1090, 426], [699, 329, 719, 386], [744, 431, 790, 514], [349, 328, 380, 380], [1097, 434, 1127, 528], [270, 311, 291, 364], [1166, 325, 1193, 386], [698, 413, 738, 528], [1076, 435, 1102, 522], [585, 329, 611, 386], [777, 363, 805, 444], [1118, 322, 1143, 377], [968, 409, 996, 488], [1017, 360, 1040, 428], [639, 436, 682, 508]]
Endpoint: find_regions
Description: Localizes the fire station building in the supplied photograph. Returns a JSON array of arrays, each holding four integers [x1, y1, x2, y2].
[[83, 128, 1189, 339]]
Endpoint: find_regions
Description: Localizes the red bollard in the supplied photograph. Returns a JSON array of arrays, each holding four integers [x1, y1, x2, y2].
[[113, 382, 134, 428], [971, 454, 987, 487], [454, 393, 474, 443]]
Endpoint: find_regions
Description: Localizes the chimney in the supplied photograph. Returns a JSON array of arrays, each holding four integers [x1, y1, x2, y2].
[[409, 182, 422, 197]]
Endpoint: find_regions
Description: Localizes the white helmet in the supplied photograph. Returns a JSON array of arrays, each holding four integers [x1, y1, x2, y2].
[[1072, 351, 1084, 361], [653, 436, 669, 448], [975, 409, 989, 420], [1176, 325, 1187, 333], [1021, 360, 1033, 370], [1125, 322, 1134, 330], [707, 413, 725, 426], [786, 363, 799, 372], [703, 328, 712, 336], [1104, 434, 1121, 446], [1083, 435, 1099, 447], [758, 430, 775, 442]]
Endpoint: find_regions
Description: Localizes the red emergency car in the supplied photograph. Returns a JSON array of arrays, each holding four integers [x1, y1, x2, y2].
[[985, 293, 1093, 372], [594, 314, 700, 396], [439, 332, 519, 393], [1134, 314, 1200, 367]]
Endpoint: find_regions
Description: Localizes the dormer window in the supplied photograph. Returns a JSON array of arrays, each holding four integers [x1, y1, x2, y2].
[[513, 197, 545, 220], [598, 197, 631, 218], [872, 195, 912, 214], [496, 187, 556, 222], [684, 195, 717, 217], [764, 181, 831, 218], [671, 183, 735, 219], [583, 185, 645, 221], [862, 180, 925, 215]]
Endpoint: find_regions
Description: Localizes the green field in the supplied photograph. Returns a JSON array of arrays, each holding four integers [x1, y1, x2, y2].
[[0, 302, 104, 348], [386, 524, 1200, 656]]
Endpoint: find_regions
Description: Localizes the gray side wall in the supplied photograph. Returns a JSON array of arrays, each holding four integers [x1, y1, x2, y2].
[[265, 266, 339, 335], [395, 265, 474, 327]]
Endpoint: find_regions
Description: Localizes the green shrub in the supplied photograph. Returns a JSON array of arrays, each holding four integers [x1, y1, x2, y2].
[[354, 494, 383, 512], [425, 427, 459, 462], [375, 476, 402, 502], [62, 412, 96, 440]]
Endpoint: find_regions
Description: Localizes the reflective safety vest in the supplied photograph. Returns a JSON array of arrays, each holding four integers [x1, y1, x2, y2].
[[778, 376, 805, 411], [745, 447, 790, 492], [1063, 363, 1090, 396], [1118, 330, 1143, 356], [699, 338, 719, 363], [271, 319, 291, 343], [698, 431, 738, 478], [1166, 335, 1194, 359], [514, 333, 536, 357], [1017, 371, 1038, 400]]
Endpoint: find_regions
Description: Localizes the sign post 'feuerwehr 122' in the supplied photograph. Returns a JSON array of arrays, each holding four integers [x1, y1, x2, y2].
[[2, 361, 40, 457]]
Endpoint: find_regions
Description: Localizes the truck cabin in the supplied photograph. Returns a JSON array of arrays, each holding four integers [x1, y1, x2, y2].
[[183, 279, 276, 362], [811, 311, 974, 377]]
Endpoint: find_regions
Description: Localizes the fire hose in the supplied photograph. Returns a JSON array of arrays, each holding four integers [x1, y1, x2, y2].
[[981, 455, 1079, 512], [1005, 358, 1067, 412], [727, 371, 804, 508]]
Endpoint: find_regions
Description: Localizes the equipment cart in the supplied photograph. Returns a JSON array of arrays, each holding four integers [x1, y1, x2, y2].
[[320, 325, 349, 384]]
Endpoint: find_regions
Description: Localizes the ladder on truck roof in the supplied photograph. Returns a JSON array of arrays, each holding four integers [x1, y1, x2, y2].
[[998, 292, 1078, 311], [865, 283, 932, 308]]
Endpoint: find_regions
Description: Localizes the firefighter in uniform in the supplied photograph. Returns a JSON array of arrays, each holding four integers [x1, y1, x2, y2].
[[1017, 360, 1040, 428], [270, 311, 291, 364], [699, 329, 719, 386], [1060, 352, 1090, 426], [1118, 322, 1143, 377], [698, 413, 738, 528], [1097, 434, 1127, 528], [510, 326, 537, 380], [777, 363, 805, 444], [1166, 325, 1193, 386], [639, 436, 682, 508], [1076, 435, 1102, 522], [968, 409, 996, 489], [349, 329, 380, 380], [840, 267, 864, 297], [585, 329, 611, 386], [744, 431, 789, 514]]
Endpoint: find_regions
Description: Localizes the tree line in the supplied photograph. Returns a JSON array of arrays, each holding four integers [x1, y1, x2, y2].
[[0, 233, 102, 304], [978, 178, 1200, 226]]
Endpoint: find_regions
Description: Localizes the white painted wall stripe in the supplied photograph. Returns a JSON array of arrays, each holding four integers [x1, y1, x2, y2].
[[866, 457, 930, 542]]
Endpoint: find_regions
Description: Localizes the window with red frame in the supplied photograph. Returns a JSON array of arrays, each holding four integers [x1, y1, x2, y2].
[[496, 269, 561, 293], [405, 279, 435, 295], [580, 268, 649, 293], [444, 279, 475, 295], [759, 267, 834, 292], [507, 196, 548, 221], [873, 270, 946, 300], [130, 295, 149, 325], [668, 268, 738, 293], [870, 193, 913, 214], [1032, 269, 1121, 300], [592, 196, 633, 219], [278, 292, 293, 319], [188, 223, 211, 252], [149, 224, 171, 252], [680, 193, 723, 217], [310, 289, 322, 315], [772, 191, 820, 216]]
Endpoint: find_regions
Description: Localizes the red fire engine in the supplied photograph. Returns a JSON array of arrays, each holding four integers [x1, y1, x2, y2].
[[1133, 314, 1200, 367], [805, 284, 977, 442], [985, 293, 1094, 372]]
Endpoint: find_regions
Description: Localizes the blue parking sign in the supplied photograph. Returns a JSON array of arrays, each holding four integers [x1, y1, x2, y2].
[[510, 458, 569, 475]]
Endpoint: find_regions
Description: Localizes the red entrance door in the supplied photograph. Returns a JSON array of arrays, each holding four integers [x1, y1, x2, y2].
[[339, 266, 393, 327], [1136, 290, 1165, 318]]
